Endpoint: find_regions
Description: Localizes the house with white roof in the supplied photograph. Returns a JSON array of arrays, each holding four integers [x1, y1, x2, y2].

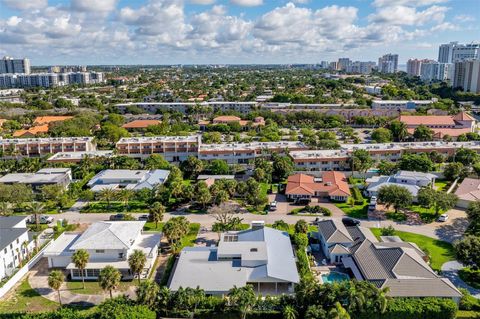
[[365, 170, 436, 198], [0, 216, 34, 280], [168, 222, 299, 295], [44, 221, 160, 280], [0, 168, 72, 191], [87, 169, 170, 192], [316, 220, 462, 302]]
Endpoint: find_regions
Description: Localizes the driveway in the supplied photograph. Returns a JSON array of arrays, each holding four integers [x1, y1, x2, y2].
[[28, 258, 135, 306], [442, 261, 480, 299]]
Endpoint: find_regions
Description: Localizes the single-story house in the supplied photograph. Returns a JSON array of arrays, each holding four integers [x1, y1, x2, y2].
[[197, 174, 235, 187], [365, 170, 436, 198], [168, 222, 299, 295], [454, 178, 480, 208], [316, 220, 462, 302], [285, 171, 351, 202], [121, 120, 161, 131], [0, 168, 72, 190], [87, 169, 170, 192], [44, 221, 160, 280]]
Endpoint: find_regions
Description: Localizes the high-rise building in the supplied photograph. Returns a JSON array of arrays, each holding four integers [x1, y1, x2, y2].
[[337, 58, 351, 71], [329, 61, 338, 70], [319, 61, 329, 69], [378, 54, 398, 73], [420, 61, 453, 82], [453, 60, 480, 93], [438, 42, 458, 63], [348, 61, 376, 74], [0, 72, 105, 88], [0, 56, 31, 74], [406, 59, 430, 76], [438, 42, 480, 63]]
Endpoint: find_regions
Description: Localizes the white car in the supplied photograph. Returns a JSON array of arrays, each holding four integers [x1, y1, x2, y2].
[[28, 214, 54, 224], [269, 201, 277, 211], [437, 214, 449, 222]]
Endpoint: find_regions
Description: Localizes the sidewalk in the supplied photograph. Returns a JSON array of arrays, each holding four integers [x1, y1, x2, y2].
[[442, 261, 480, 299]]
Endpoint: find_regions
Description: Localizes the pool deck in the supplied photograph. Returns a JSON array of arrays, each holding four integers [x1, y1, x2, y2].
[[313, 266, 350, 284]]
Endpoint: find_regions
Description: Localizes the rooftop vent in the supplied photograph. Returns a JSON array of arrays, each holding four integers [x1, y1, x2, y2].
[[251, 221, 265, 230]]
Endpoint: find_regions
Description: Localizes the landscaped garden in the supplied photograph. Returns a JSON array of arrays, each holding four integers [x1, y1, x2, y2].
[[370, 228, 455, 271], [0, 277, 58, 313], [81, 200, 149, 213], [335, 199, 368, 219], [65, 280, 136, 295]]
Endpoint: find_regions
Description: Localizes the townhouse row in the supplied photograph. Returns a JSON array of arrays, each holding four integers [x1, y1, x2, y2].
[[4, 137, 480, 170]]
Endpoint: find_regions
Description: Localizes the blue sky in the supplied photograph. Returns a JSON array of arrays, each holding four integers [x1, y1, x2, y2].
[[0, 0, 478, 65]]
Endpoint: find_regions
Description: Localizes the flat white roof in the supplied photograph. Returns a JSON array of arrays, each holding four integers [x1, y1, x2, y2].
[[117, 135, 200, 143], [0, 137, 94, 145], [48, 150, 114, 161]]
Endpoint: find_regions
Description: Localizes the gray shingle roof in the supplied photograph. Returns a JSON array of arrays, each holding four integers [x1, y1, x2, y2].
[[317, 220, 353, 243], [0, 216, 27, 229], [0, 228, 28, 251]]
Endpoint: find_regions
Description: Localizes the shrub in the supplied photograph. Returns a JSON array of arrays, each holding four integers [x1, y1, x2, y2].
[[301, 205, 332, 216], [380, 225, 396, 236], [351, 187, 363, 205], [459, 288, 480, 311], [459, 267, 480, 289]]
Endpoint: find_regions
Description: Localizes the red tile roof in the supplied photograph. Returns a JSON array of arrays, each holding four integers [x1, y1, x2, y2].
[[285, 172, 351, 197], [33, 116, 73, 125], [122, 119, 161, 129], [400, 115, 455, 126]]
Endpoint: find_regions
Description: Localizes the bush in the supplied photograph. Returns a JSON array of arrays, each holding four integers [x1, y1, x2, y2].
[[383, 298, 457, 319], [459, 289, 480, 311], [300, 205, 332, 216], [351, 187, 363, 205], [459, 267, 480, 289], [380, 225, 396, 236]]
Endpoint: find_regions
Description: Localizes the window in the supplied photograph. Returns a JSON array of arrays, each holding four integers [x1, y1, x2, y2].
[[250, 248, 258, 252], [95, 250, 105, 253], [118, 253, 124, 259]]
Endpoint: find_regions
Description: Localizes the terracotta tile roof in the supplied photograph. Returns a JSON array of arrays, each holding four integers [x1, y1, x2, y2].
[[453, 111, 475, 121], [213, 116, 241, 123], [406, 127, 472, 137], [122, 119, 161, 129], [399, 115, 455, 126], [13, 124, 49, 137], [33, 116, 73, 125], [285, 171, 351, 197]]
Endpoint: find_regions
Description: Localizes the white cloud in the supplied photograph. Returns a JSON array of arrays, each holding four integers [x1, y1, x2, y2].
[[369, 5, 448, 26], [190, 0, 216, 4], [71, 0, 117, 12], [454, 14, 475, 22], [2, 0, 47, 10], [230, 0, 263, 7], [372, 0, 449, 7]]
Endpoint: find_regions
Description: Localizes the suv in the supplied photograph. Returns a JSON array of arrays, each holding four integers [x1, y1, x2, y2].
[[109, 214, 125, 221], [342, 217, 361, 226], [269, 201, 277, 211], [27, 215, 54, 224]]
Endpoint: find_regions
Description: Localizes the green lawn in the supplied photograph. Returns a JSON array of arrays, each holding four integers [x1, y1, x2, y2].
[[409, 205, 443, 223], [259, 183, 269, 197], [82, 201, 149, 213], [0, 277, 58, 313], [143, 221, 164, 232], [335, 199, 368, 219], [370, 228, 455, 271], [434, 180, 449, 192], [265, 223, 317, 235], [66, 280, 137, 295], [456, 310, 480, 319], [181, 223, 200, 247]]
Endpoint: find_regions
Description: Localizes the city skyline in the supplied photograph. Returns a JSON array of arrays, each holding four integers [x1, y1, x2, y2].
[[0, 0, 479, 65]]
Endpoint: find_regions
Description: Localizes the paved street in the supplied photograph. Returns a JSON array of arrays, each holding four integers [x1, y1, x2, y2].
[[54, 200, 468, 243]]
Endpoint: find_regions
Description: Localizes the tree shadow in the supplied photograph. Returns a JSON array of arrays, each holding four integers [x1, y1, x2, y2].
[[435, 217, 469, 243]]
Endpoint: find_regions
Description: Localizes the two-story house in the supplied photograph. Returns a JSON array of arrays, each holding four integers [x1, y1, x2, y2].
[[44, 221, 160, 280], [0, 216, 33, 280]]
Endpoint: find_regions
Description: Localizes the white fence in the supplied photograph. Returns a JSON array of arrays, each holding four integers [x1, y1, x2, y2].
[[0, 241, 52, 299]]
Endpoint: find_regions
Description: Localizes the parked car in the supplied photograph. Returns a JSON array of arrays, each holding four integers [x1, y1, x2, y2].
[[269, 201, 277, 211], [294, 198, 311, 205], [27, 215, 54, 224], [342, 217, 361, 226], [137, 214, 149, 221], [437, 214, 449, 222], [109, 214, 125, 221]]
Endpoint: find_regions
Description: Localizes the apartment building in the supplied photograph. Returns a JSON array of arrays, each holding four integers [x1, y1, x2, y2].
[[371, 100, 434, 110], [116, 135, 201, 162], [378, 54, 398, 73], [399, 111, 475, 138], [290, 141, 480, 171], [115, 101, 258, 115], [198, 141, 307, 164], [420, 62, 453, 82], [0, 56, 30, 74], [453, 60, 480, 93], [0, 137, 96, 158], [0, 72, 105, 88]]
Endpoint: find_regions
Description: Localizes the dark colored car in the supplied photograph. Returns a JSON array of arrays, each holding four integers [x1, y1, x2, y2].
[[137, 214, 149, 221], [109, 214, 125, 221], [342, 217, 361, 226], [294, 198, 311, 205]]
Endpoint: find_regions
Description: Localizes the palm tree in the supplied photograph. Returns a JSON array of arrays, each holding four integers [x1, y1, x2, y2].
[[283, 305, 298, 319], [128, 249, 147, 285], [136, 280, 159, 308], [328, 302, 350, 319], [99, 266, 121, 298], [148, 202, 165, 229], [71, 249, 90, 289], [22, 240, 29, 261], [118, 189, 134, 210], [27, 202, 45, 231], [0, 202, 11, 216], [227, 285, 256, 319], [99, 187, 116, 209], [48, 270, 64, 306]]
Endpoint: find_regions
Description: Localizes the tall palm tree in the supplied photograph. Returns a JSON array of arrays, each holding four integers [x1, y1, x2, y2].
[[99, 266, 121, 299], [27, 202, 45, 231], [99, 188, 116, 209], [48, 270, 64, 306], [128, 249, 147, 285], [148, 202, 165, 229], [71, 249, 90, 289], [227, 285, 256, 319], [118, 189, 134, 210], [328, 302, 350, 319], [136, 280, 159, 308]]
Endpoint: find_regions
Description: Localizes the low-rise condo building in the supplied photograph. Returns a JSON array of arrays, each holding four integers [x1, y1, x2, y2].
[[0, 137, 95, 158]]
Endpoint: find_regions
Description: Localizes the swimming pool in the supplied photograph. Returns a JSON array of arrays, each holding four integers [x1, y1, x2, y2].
[[321, 271, 350, 284]]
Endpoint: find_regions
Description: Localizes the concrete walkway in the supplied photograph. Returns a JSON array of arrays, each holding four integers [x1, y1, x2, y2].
[[441, 261, 480, 299], [28, 258, 136, 306]]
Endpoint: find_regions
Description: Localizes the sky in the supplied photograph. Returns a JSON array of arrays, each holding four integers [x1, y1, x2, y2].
[[0, 0, 479, 65]]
